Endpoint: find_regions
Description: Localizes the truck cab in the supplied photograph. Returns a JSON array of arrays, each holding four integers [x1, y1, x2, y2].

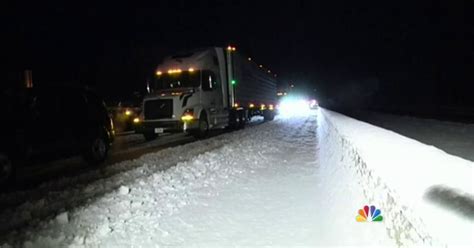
[[135, 48, 231, 140], [135, 46, 277, 140]]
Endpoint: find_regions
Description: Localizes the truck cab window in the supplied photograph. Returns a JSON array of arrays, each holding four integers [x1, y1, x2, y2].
[[202, 70, 218, 91], [154, 71, 200, 90]]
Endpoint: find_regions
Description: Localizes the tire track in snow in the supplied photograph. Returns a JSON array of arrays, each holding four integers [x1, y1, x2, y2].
[[0, 122, 265, 238], [0, 114, 320, 247]]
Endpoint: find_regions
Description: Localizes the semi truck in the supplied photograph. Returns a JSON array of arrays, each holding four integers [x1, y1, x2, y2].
[[134, 46, 277, 140]]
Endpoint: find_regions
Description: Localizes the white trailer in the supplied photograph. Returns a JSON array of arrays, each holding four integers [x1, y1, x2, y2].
[[135, 46, 277, 140]]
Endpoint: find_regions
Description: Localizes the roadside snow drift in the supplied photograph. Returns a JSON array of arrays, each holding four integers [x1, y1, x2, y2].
[[0, 112, 397, 247], [318, 108, 474, 247], [359, 112, 474, 162], [0, 109, 471, 247]]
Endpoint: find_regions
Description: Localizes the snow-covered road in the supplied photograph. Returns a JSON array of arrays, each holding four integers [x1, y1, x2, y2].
[[0, 111, 396, 247]]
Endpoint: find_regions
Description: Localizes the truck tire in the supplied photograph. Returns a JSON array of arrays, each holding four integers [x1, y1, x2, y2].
[[143, 132, 158, 141], [228, 111, 238, 130], [229, 110, 246, 130], [193, 113, 209, 139], [82, 131, 109, 165], [263, 109, 275, 121], [238, 110, 246, 129]]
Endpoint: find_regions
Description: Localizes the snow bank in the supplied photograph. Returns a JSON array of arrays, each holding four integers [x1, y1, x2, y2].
[[1, 111, 471, 247], [318, 108, 474, 247], [0, 113, 395, 247], [359, 112, 474, 162]]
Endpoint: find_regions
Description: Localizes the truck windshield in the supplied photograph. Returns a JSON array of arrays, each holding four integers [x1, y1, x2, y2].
[[154, 71, 200, 90]]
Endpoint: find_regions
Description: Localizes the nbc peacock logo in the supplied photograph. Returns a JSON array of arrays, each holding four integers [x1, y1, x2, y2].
[[356, 205, 383, 222]]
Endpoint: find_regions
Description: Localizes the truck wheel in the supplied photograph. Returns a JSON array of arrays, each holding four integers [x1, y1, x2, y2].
[[143, 132, 158, 141], [193, 113, 209, 139], [83, 132, 109, 165], [0, 154, 14, 185], [263, 109, 275, 121], [229, 110, 245, 130]]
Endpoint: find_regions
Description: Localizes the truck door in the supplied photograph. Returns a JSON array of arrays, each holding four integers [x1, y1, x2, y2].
[[201, 70, 226, 128]]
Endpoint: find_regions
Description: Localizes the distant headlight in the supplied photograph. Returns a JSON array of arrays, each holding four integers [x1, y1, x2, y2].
[[278, 97, 311, 117], [125, 110, 132, 116], [133, 117, 140, 123]]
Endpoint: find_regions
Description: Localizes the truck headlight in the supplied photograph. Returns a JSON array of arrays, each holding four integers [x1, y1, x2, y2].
[[181, 115, 194, 121], [181, 109, 194, 122]]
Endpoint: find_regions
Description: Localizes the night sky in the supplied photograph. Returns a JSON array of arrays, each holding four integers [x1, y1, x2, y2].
[[4, 1, 474, 112]]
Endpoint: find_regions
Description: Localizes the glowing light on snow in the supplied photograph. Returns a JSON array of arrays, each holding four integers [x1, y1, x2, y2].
[[278, 96, 311, 117]]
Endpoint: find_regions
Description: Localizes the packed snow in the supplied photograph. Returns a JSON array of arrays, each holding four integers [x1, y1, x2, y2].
[[0, 111, 396, 247], [0, 109, 472, 247], [357, 111, 474, 162], [320, 109, 474, 247]]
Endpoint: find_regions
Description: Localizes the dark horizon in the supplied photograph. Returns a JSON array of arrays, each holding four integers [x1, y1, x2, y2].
[[4, 1, 474, 110]]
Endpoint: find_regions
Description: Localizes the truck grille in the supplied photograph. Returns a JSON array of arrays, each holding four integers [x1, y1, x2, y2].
[[144, 99, 173, 119]]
